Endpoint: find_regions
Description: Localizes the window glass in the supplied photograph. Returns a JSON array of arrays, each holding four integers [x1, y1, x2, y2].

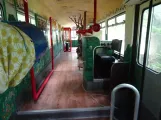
[[17, 12, 36, 25], [139, 4, 161, 72], [101, 28, 106, 40], [0, 5, 3, 21], [102, 22, 106, 28], [99, 23, 102, 28], [52, 30, 56, 45], [30, 17, 36, 25], [71, 30, 78, 40], [108, 18, 115, 26], [17, 13, 25, 22], [138, 10, 149, 65], [108, 24, 125, 54], [107, 14, 126, 55], [47, 25, 51, 46], [116, 14, 126, 23], [56, 30, 59, 44]]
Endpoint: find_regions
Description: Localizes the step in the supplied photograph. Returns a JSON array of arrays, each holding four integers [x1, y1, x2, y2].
[[12, 107, 110, 120]]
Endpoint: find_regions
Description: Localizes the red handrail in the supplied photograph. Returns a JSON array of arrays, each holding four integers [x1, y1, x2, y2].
[[23, 0, 37, 100], [23, 0, 54, 101], [94, 0, 97, 24], [50, 17, 54, 69]]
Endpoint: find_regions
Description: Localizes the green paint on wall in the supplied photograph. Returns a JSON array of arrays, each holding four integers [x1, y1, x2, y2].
[[0, 44, 63, 120], [72, 40, 78, 47]]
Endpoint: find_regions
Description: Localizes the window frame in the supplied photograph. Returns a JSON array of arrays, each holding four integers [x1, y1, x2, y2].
[[17, 10, 36, 25], [107, 12, 126, 55], [99, 21, 107, 41], [17, 11, 25, 21], [137, 2, 161, 73], [0, 3, 4, 21], [107, 12, 126, 27], [71, 30, 78, 40], [99, 21, 106, 28]]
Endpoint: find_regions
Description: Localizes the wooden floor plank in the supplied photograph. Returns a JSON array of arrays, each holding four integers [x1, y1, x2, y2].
[[72, 118, 109, 120], [21, 48, 110, 111]]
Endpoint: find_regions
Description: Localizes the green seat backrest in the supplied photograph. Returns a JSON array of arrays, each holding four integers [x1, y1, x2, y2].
[[82, 36, 100, 81]]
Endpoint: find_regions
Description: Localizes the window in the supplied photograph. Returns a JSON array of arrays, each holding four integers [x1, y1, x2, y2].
[[52, 30, 56, 45], [30, 17, 36, 25], [0, 4, 3, 21], [99, 22, 106, 40], [100, 28, 106, 40], [107, 14, 126, 55], [17, 13, 25, 22], [44, 24, 52, 47], [138, 4, 161, 72], [17, 12, 36, 25], [102, 22, 106, 28], [108, 18, 115, 26], [116, 14, 125, 23], [71, 30, 78, 40]]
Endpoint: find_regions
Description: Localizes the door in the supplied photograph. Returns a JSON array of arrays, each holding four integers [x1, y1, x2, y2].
[[134, 0, 161, 119]]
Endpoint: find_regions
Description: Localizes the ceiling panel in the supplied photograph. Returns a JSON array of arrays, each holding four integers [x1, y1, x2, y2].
[[25, 0, 123, 27]]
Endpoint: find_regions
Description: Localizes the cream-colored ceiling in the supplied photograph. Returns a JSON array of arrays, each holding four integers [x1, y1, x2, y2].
[[27, 0, 123, 27]]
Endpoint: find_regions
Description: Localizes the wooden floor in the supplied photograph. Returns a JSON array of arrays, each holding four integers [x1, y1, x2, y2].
[[21, 48, 110, 111], [71, 118, 109, 120]]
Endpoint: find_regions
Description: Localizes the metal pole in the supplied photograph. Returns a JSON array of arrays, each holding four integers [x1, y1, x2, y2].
[[23, 0, 29, 23], [23, 0, 37, 100], [84, 11, 87, 29], [110, 84, 140, 120], [94, 0, 97, 24], [69, 28, 72, 52], [140, 0, 153, 103], [49, 17, 54, 69]]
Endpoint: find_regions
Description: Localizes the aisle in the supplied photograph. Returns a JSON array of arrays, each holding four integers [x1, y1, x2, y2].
[[21, 48, 110, 111]]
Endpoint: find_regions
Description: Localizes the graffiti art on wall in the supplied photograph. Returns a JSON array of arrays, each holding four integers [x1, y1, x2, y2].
[[35, 14, 47, 30]]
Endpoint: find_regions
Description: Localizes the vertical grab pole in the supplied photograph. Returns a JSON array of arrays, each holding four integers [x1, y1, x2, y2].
[[49, 17, 54, 70], [62, 29, 64, 51], [110, 84, 140, 120], [23, 0, 37, 100], [93, 0, 97, 24], [24, 0, 29, 23], [70, 28, 72, 52], [84, 11, 87, 29]]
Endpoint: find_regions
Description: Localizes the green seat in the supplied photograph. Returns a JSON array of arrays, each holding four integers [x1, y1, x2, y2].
[[82, 36, 100, 81]]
